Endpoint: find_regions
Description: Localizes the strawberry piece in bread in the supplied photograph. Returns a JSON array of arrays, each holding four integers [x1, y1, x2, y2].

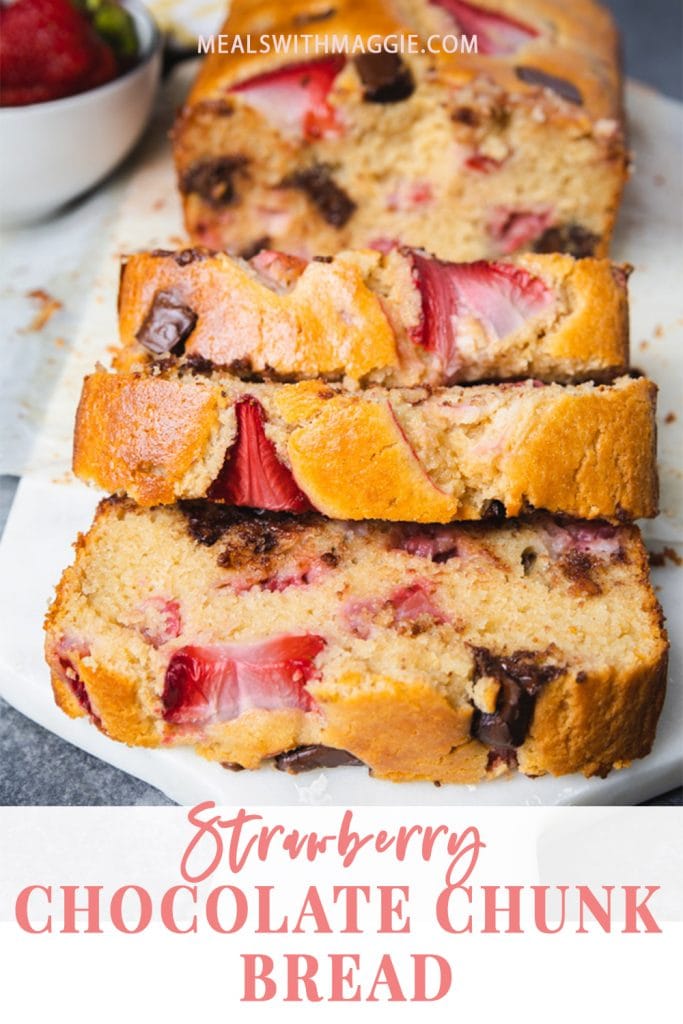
[[162, 635, 326, 724], [430, 0, 539, 56], [229, 57, 346, 140]]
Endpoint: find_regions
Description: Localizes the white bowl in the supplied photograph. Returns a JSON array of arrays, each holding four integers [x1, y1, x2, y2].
[[0, 0, 162, 226]]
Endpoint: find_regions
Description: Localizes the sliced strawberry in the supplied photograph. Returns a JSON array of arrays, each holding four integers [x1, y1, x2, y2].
[[430, 0, 538, 56], [465, 154, 503, 173], [209, 398, 313, 514], [229, 57, 345, 140], [342, 581, 448, 638], [407, 250, 553, 379], [389, 581, 449, 625], [488, 207, 554, 255], [162, 634, 326, 725], [539, 518, 622, 560], [341, 597, 382, 639], [249, 249, 308, 290], [137, 597, 182, 648], [391, 524, 460, 562], [52, 638, 102, 726]]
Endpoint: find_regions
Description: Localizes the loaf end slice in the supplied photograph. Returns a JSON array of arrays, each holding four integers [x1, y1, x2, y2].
[[45, 501, 668, 784]]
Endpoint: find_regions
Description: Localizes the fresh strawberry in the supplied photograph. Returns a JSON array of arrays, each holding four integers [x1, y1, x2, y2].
[[52, 637, 102, 725], [391, 524, 460, 562], [341, 596, 382, 639], [162, 634, 326, 725], [539, 519, 622, 560], [408, 250, 552, 379], [249, 249, 309, 290], [209, 398, 313, 514], [0, 0, 118, 106], [465, 154, 503, 173], [389, 581, 449, 625], [487, 207, 554, 254], [430, 0, 538, 56], [137, 597, 182, 648], [342, 581, 448, 638], [230, 57, 345, 140]]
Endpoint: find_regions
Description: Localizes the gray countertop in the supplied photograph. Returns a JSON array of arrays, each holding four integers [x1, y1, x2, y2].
[[1, 0, 681, 806]]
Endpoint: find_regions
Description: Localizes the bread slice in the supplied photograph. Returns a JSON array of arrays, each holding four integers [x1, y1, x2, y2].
[[73, 371, 658, 522], [174, 0, 626, 261], [116, 247, 630, 386], [45, 499, 668, 783]]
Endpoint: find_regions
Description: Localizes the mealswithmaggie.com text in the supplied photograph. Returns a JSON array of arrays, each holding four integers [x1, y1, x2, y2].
[[197, 32, 478, 56]]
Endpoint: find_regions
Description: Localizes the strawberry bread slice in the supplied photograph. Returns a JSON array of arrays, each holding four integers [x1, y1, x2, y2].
[[116, 247, 630, 386], [174, 0, 626, 261], [45, 499, 668, 783], [73, 371, 658, 522]]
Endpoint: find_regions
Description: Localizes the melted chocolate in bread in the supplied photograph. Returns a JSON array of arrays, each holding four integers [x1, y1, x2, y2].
[[354, 51, 415, 103], [283, 165, 356, 227], [180, 156, 249, 207], [515, 66, 583, 105], [470, 648, 562, 751], [275, 745, 364, 773], [135, 291, 198, 356], [533, 223, 599, 258]]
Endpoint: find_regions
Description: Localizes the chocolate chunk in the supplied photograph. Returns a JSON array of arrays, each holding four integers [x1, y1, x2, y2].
[[558, 549, 602, 595], [135, 290, 197, 356], [312, 255, 334, 263], [239, 236, 271, 260], [532, 223, 599, 258], [275, 745, 364, 773], [283, 165, 356, 227], [515, 66, 583, 105], [354, 51, 415, 103], [470, 648, 562, 750], [183, 354, 215, 375], [221, 761, 245, 772], [320, 550, 339, 567], [481, 499, 506, 521], [521, 547, 537, 575], [179, 156, 249, 208], [180, 502, 248, 547], [452, 106, 479, 126], [149, 248, 214, 266], [217, 520, 279, 568]]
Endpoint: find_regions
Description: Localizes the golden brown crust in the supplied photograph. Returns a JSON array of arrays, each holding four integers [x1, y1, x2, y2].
[[73, 371, 658, 522], [116, 248, 630, 384], [73, 372, 222, 506], [190, 0, 622, 125], [45, 645, 668, 784]]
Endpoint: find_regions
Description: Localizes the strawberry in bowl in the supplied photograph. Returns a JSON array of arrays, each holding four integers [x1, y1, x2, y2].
[[0, 0, 161, 223]]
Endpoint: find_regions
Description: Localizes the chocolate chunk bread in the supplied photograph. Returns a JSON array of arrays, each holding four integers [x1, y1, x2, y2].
[[173, 0, 627, 260], [73, 371, 658, 522], [116, 247, 630, 386], [45, 500, 668, 783]]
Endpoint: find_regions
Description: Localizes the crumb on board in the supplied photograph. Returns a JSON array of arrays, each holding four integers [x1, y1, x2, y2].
[[638, 340, 649, 351], [25, 289, 62, 331], [653, 324, 664, 338], [664, 412, 677, 425], [54, 337, 66, 349], [649, 546, 683, 568], [51, 471, 76, 486]]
